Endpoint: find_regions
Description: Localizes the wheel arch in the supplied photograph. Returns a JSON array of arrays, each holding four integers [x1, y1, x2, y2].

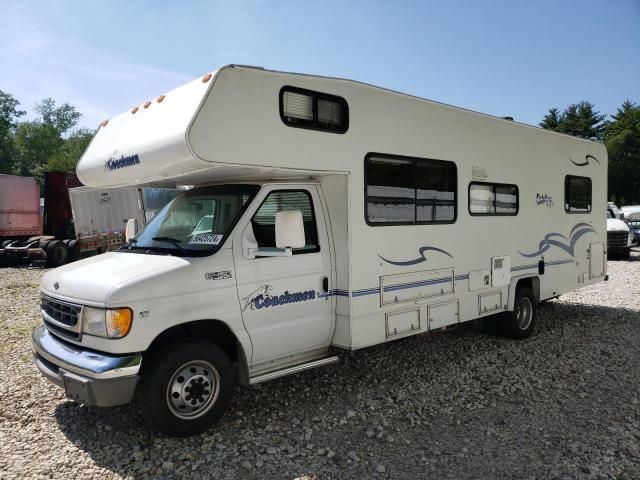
[[507, 275, 540, 310], [144, 319, 250, 387]]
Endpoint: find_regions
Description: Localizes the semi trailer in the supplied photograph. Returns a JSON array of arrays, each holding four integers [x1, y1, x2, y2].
[[69, 186, 177, 256], [1, 172, 82, 266], [32, 65, 607, 436]]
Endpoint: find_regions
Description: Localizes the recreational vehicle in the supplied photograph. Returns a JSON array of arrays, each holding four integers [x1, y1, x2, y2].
[[32, 65, 607, 436]]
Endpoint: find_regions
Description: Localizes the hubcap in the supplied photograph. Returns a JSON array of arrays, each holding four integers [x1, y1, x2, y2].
[[166, 360, 220, 419], [515, 296, 533, 330]]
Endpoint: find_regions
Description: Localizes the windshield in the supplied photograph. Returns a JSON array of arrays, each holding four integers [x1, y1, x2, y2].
[[128, 184, 259, 256]]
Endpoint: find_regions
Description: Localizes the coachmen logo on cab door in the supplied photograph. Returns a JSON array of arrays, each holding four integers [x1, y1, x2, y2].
[[104, 151, 141, 172], [241, 284, 317, 311]]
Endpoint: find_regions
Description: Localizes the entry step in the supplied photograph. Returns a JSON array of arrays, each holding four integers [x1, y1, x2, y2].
[[249, 356, 339, 385]]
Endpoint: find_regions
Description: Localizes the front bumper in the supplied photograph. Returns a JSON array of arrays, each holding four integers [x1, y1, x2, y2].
[[31, 324, 142, 407]]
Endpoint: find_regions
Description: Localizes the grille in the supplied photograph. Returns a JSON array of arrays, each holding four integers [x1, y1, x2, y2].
[[43, 319, 80, 341], [41, 294, 82, 340], [41, 295, 81, 326], [607, 231, 629, 249]]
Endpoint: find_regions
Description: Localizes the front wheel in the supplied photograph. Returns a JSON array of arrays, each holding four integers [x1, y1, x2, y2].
[[500, 287, 536, 339], [138, 339, 234, 436]]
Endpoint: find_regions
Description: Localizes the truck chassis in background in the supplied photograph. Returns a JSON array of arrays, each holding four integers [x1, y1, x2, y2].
[[1, 172, 81, 267]]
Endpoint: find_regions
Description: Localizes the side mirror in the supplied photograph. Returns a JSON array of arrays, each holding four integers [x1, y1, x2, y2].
[[125, 218, 137, 242], [276, 210, 305, 249], [619, 213, 626, 221], [243, 210, 306, 259]]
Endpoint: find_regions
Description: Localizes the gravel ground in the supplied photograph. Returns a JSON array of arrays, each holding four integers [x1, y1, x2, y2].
[[1, 254, 639, 480]]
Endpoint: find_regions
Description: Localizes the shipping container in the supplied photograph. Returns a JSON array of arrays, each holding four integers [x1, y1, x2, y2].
[[0, 174, 43, 239], [1, 172, 81, 266]]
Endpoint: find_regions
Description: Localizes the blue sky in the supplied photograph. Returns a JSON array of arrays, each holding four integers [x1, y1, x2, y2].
[[1, 0, 638, 130]]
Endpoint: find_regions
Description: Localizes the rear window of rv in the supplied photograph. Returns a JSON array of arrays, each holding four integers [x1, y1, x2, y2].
[[280, 86, 348, 134], [365, 154, 457, 225], [565, 175, 592, 213], [469, 182, 519, 215]]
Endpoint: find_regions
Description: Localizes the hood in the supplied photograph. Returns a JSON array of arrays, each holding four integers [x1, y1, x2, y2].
[[41, 252, 189, 304], [606, 218, 630, 232]]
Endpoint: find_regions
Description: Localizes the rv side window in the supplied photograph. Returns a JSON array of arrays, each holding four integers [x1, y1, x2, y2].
[[280, 86, 348, 134], [469, 182, 519, 215], [415, 160, 457, 222], [251, 190, 320, 254], [565, 175, 592, 213], [365, 154, 457, 225]]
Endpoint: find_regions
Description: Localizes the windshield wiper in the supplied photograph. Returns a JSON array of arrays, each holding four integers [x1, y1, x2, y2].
[[152, 236, 186, 252]]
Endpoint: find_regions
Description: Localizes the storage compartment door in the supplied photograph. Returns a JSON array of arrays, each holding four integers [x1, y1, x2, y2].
[[381, 268, 454, 305], [589, 242, 605, 279], [428, 301, 459, 330], [385, 309, 420, 338], [479, 291, 503, 315]]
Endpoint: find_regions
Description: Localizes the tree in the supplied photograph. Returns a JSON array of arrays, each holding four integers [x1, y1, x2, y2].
[[13, 121, 61, 178], [539, 107, 561, 131], [539, 101, 605, 140], [0, 90, 26, 174], [12, 97, 87, 180], [47, 128, 94, 172], [35, 98, 81, 137], [605, 100, 640, 204]]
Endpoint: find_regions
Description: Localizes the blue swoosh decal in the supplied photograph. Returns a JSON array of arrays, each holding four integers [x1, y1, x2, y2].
[[379, 246, 453, 266], [570, 154, 600, 167], [518, 223, 596, 258]]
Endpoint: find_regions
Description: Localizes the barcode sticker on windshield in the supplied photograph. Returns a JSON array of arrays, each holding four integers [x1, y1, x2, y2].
[[190, 234, 223, 245]]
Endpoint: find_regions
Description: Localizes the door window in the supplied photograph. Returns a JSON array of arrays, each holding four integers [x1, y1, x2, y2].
[[251, 190, 320, 254]]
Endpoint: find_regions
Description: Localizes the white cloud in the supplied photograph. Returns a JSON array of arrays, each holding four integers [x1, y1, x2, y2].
[[0, 3, 192, 129]]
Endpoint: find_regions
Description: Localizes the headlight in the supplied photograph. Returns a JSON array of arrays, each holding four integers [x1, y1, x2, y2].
[[82, 307, 133, 338]]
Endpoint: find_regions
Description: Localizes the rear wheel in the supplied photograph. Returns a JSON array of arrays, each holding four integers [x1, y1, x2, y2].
[[500, 286, 536, 339], [45, 240, 68, 267], [64, 239, 80, 262], [138, 339, 234, 437]]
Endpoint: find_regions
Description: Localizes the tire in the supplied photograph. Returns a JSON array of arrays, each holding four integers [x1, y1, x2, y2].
[[67, 240, 80, 262], [45, 240, 69, 267], [138, 339, 234, 437], [500, 286, 536, 339]]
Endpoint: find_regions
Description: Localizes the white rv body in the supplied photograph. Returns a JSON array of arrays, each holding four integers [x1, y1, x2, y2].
[[32, 65, 608, 435]]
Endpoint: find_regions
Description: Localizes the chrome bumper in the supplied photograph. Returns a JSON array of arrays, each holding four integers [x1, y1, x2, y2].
[[31, 324, 141, 407]]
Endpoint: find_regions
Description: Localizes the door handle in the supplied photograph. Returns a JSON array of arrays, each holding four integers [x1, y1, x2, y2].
[[322, 276, 329, 292]]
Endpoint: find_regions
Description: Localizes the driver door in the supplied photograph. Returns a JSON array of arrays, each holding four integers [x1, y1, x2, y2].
[[233, 185, 335, 364]]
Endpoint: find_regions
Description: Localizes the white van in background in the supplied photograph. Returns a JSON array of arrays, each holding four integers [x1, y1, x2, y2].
[[32, 65, 607, 436], [607, 202, 634, 259]]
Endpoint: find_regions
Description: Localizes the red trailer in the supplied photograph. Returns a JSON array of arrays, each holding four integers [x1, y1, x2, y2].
[[44, 171, 82, 238], [0, 172, 82, 266], [0, 174, 42, 239]]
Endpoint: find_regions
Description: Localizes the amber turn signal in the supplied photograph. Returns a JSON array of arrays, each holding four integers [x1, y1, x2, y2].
[[105, 308, 133, 338]]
